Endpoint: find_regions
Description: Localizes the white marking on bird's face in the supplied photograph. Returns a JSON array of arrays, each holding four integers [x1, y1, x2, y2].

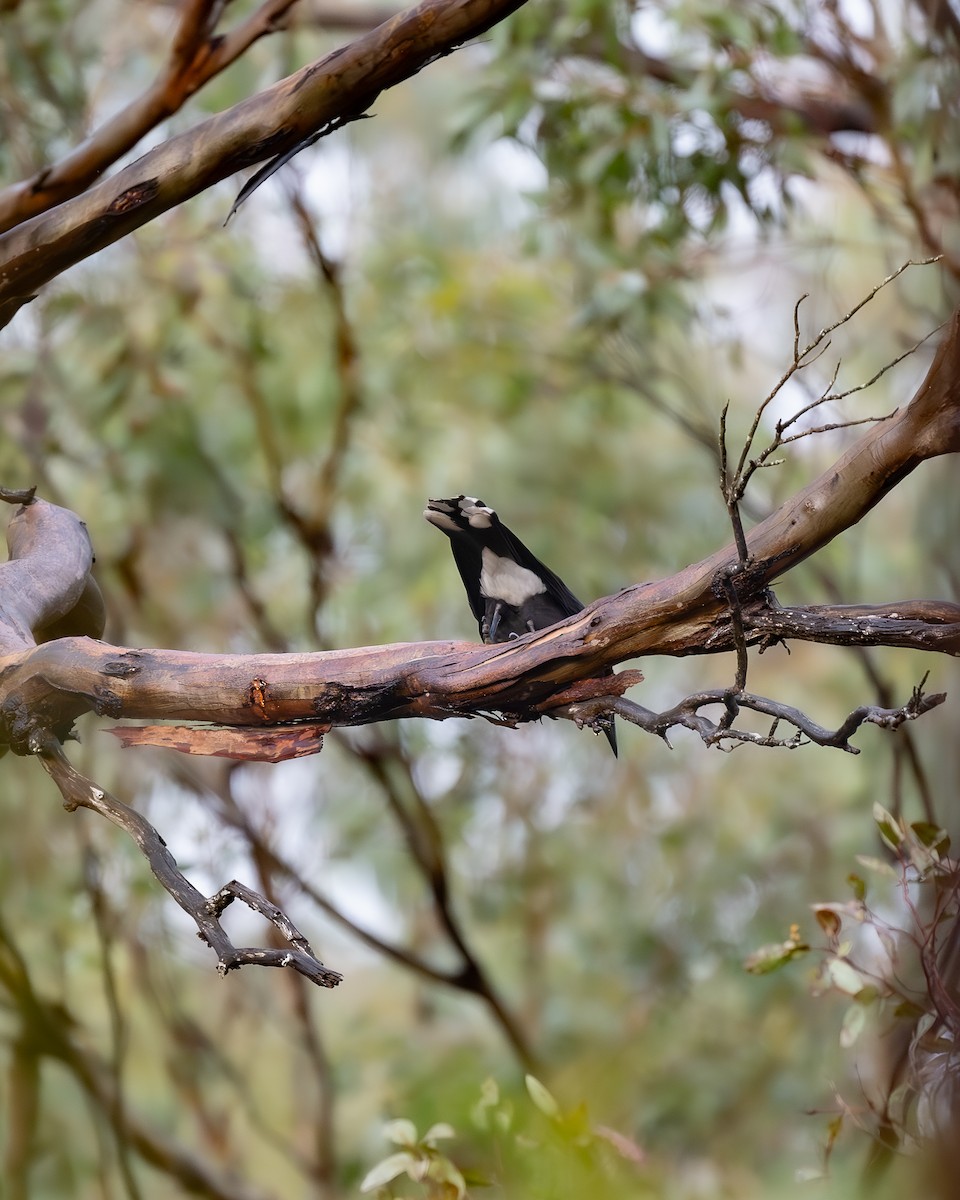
[[480, 548, 545, 605], [458, 497, 495, 529]]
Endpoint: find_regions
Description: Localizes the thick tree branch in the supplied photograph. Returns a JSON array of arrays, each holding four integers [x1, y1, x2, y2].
[[0, 486, 104, 652], [0, 307, 958, 755], [744, 600, 960, 655], [0, 0, 308, 237], [0, 0, 528, 329]]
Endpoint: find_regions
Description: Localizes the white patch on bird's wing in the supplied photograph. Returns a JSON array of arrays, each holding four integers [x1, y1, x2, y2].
[[459, 497, 495, 529], [480, 548, 545, 604]]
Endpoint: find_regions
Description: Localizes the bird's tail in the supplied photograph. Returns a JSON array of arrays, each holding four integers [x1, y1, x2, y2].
[[596, 713, 618, 758]]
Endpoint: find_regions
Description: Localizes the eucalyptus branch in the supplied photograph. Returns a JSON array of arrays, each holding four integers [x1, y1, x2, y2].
[[208, 780, 468, 983], [0, 0, 530, 328], [0, 0, 304, 237]]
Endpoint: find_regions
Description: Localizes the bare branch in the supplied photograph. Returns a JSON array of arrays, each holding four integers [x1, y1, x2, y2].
[[777, 411, 894, 446], [771, 320, 943, 452], [173, 759, 536, 1067], [33, 733, 342, 989], [710, 270, 945, 731], [559, 680, 946, 755], [709, 272, 951, 725], [821, 321, 947, 404], [727, 259, 942, 503], [807, 258, 942, 347]]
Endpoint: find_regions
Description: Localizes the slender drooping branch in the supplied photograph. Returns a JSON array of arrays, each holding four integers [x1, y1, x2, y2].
[[34, 732, 342, 988]]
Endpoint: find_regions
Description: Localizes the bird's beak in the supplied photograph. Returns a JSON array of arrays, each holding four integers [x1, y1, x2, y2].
[[424, 500, 458, 532]]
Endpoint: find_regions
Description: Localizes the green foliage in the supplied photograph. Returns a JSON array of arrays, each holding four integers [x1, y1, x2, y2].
[[477, 0, 807, 278], [764, 804, 959, 1176], [362, 1077, 654, 1199], [361, 1118, 466, 1197]]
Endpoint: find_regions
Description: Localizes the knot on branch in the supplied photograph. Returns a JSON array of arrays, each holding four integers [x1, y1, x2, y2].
[[711, 558, 786, 608]]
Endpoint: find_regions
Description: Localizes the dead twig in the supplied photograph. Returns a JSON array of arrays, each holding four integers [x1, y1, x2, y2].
[[558, 678, 944, 754], [723, 258, 942, 509], [32, 732, 342, 989], [714, 262, 944, 714]]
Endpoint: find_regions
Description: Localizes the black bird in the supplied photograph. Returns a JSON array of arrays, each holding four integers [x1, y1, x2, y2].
[[424, 495, 617, 756]]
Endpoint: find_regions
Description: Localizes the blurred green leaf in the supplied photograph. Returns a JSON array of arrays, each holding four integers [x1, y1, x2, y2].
[[872, 803, 904, 853], [384, 1118, 419, 1147], [525, 1075, 562, 1121], [855, 854, 900, 880], [839, 1004, 866, 1048], [360, 1151, 420, 1192], [824, 958, 866, 997], [744, 933, 810, 975]]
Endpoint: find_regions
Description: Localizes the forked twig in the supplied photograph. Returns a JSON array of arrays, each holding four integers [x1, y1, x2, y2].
[[715, 259, 943, 700], [722, 257, 942, 507], [558, 676, 944, 754], [32, 733, 342, 989]]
